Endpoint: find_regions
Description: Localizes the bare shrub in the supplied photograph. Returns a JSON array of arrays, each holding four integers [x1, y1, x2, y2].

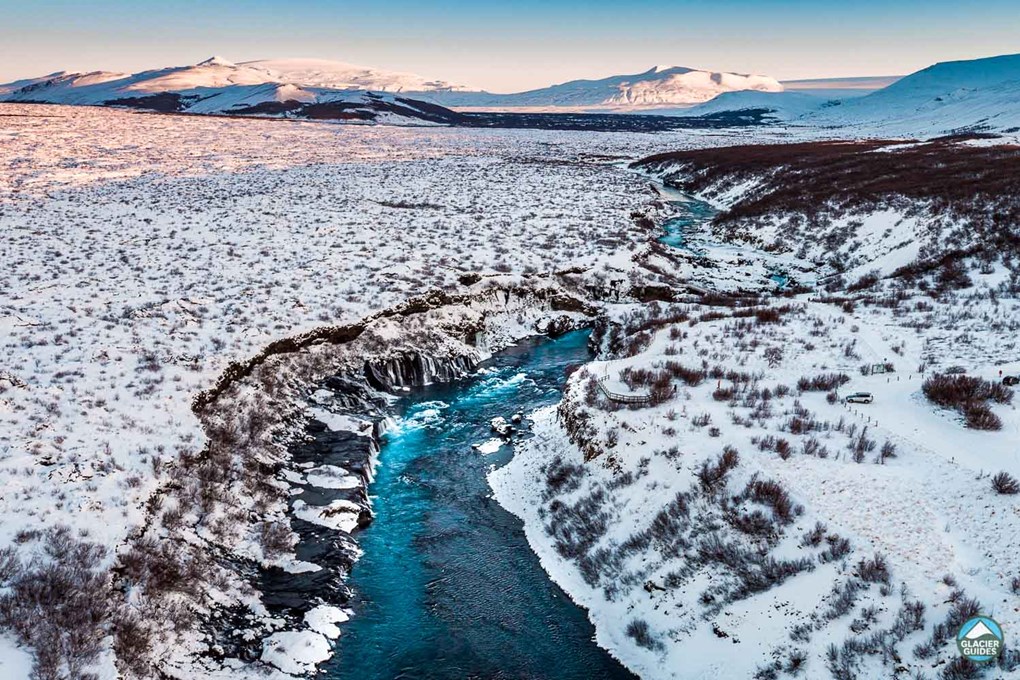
[[964, 403, 1002, 431], [991, 471, 1020, 495], [0, 527, 112, 680], [740, 477, 798, 524], [856, 553, 891, 584], [797, 373, 850, 392], [543, 456, 586, 499], [819, 535, 852, 563], [697, 447, 740, 494], [663, 361, 706, 386], [625, 619, 665, 651], [259, 520, 296, 559], [923, 374, 1012, 428]]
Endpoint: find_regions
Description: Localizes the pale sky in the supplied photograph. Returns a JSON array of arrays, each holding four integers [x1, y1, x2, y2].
[[1, 0, 1018, 91]]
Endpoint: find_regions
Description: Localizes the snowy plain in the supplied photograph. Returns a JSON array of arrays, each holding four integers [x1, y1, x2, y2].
[[2, 97, 1020, 680]]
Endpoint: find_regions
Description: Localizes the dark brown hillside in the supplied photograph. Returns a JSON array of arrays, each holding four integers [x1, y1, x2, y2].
[[634, 139, 1020, 217], [632, 139, 1020, 281]]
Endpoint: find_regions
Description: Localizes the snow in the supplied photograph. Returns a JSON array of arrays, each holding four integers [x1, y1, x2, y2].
[[489, 171, 1020, 677], [292, 499, 362, 533], [0, 57, 460, 124], [241, 57, 472, 93], [2, 58, 1019, 676], [675, 90, 828, 120], [303, 605, 350, 639], [2, 102, 728, 675], [473, 437, 504, 455], [423, 65, 783, 110], [261, 630, 331, 675], [304, 465, 363, 489], [0, 636, 34, 679], [804, 52, 1020, 136], [307, 408, 371, 435]]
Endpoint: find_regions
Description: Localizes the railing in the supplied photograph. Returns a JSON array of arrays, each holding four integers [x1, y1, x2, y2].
[[597, 376, 652, 405]]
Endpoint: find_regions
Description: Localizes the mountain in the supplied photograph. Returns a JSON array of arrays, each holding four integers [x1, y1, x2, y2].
[[421, 65, 783, 109], [661, 53, 1020, 137], [781, 75, 902, 99], [239, 58, 471, 93], [1, 58, 786, 118], [0, 56, 465, 125], [672, 90, 828, 121], [804, 53, 1020, 135]]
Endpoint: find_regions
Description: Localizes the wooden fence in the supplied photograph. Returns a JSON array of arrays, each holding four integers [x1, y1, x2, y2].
[[597, 376, 652, 405]]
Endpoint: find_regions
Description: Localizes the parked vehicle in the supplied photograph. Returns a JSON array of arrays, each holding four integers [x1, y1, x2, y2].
[[1004, 375, 1020, 386], [845, 392, 874, 404]]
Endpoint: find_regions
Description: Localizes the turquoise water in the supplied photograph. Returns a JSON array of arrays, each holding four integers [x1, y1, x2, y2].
[[660, 197, 792, 289], [658, 198, 716, 255], [330, 330, 634, 680]]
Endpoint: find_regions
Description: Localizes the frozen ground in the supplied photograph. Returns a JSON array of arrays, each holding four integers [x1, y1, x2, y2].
[[0, 102, 771, 678], [492, 160, 1020, 679], [2, 101, 1019, 679]]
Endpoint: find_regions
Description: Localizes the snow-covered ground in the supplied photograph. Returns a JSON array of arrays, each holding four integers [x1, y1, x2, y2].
[[3, 98, 1019, 679], [0, 102, 746, 678], [491, 158, 1020, 679]]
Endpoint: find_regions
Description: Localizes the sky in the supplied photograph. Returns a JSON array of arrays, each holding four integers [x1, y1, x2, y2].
[[1, 0, 1018, 91]]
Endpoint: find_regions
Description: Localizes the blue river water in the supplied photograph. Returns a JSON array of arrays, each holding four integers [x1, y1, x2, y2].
[[330, 330, 635, 680], [658, 198, 716, 255]]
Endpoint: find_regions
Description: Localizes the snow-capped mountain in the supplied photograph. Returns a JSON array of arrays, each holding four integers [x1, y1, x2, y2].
[[804, 52, 1020, 135], [0, 56, 465, 125], [0, 58, 787, 119], [422, 65, 784, 109], [239, 58, 471, 93], [660, 53, 1020, 136]]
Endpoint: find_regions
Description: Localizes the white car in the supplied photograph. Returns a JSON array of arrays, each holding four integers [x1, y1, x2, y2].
[[845, 392, 874, 404]]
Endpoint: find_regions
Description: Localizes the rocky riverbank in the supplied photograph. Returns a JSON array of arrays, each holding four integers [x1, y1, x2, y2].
[[119, 280, 598, 678]]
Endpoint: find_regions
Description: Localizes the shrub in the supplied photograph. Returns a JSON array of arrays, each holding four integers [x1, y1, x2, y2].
[[797, 373, 850, 392], [663, 361, 707, 386], [775, 438, 792, 460], [856, 553, 891, 584], [259, 520, 296, 559], [801, 522, 827, 547], [0, 527, 112, 680], [543, 456, 586, 498], [890, 601, 926, 641], [819, 536, 852, 563], [991, 471, 1020, 495], [849, 427, 876, 463], [697, 447, 740, 494], [625, 619, 665, 651], [964, 403, 1002, 430], [940, 656, 981, 680], [741, 478, 798, 524], [713, 386, 736, 401], [923, 374, 1013, 408], [802, 437, 829, 458]]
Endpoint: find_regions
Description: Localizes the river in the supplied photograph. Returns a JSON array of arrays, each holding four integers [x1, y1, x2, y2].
[[329, 330, 635, 680]]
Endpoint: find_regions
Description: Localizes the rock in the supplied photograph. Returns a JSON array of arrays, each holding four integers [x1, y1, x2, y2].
[[511, 412, 524, 424], [490, 416, 512, 437]]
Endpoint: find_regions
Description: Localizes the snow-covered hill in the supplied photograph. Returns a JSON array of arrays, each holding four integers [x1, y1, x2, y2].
[[424, 65, 784, 109], [0, 56, 464, 125], [1, 60, 786, 114], [656, 53, 1020, 137], [674, 90, 828, 121], [804, 53, 1020, 135], [240, 57, 471, 93]]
